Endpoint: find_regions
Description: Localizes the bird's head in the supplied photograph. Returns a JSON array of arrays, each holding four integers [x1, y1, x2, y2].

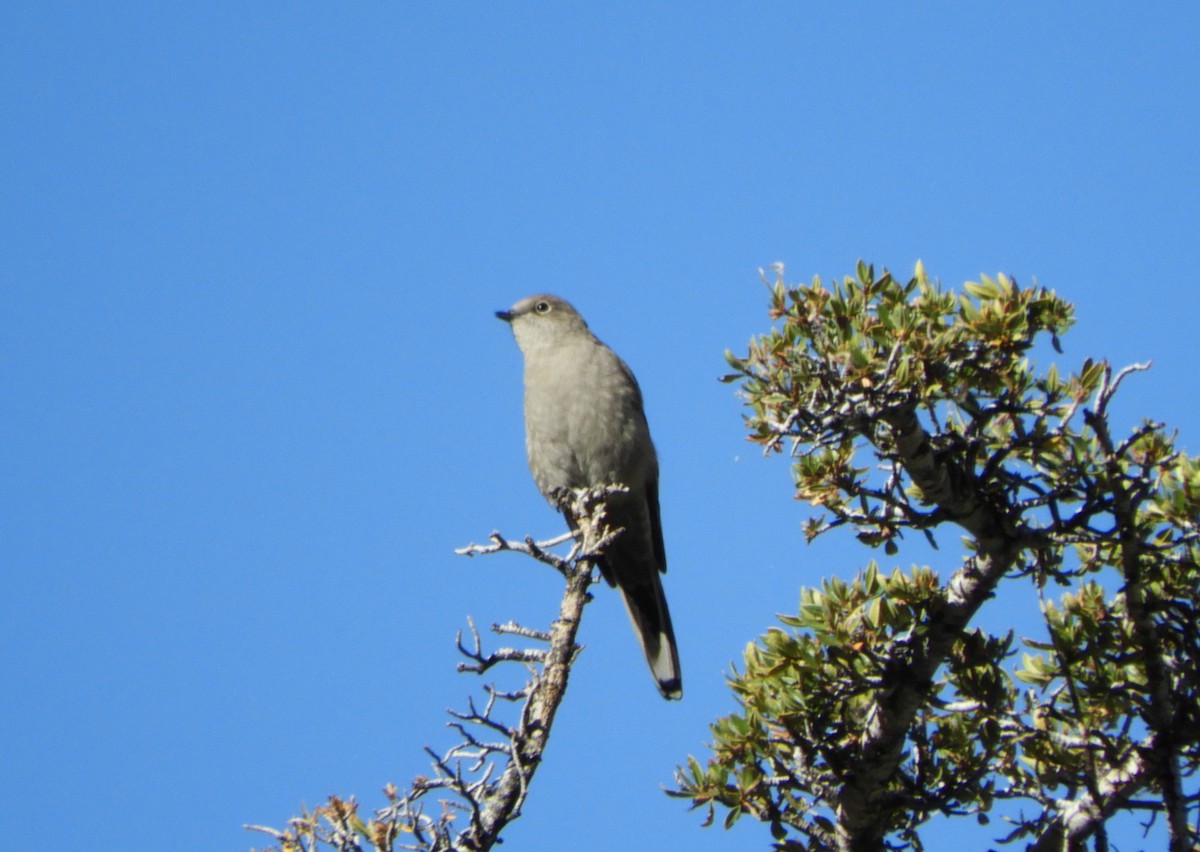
[[496, 293, 590, 355]]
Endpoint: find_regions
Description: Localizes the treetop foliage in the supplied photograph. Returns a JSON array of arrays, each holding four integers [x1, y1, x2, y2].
[[676, 262, 1200, 851]]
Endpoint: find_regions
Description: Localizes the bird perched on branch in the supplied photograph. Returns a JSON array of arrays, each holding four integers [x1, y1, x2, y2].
[[496, 294, 682, 700]]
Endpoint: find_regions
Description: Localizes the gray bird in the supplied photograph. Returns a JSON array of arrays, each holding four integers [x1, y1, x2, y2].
[[496, 294, 682, 700]]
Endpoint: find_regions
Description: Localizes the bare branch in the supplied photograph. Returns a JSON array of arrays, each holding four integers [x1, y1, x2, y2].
[[249, 488, 619, 852]]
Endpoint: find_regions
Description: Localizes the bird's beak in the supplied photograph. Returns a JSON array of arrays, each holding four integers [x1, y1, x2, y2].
[[495, 310, 514, 323]]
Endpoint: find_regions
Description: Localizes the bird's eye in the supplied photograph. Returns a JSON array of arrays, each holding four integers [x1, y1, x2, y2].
[[534, 301, 551, 314]]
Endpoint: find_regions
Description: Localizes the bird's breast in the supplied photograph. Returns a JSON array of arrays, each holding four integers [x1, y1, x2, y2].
[[522, 343, 654, 493]]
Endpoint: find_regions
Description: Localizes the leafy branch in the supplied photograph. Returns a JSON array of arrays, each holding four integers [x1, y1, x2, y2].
[[677, 261, 1200, 851]]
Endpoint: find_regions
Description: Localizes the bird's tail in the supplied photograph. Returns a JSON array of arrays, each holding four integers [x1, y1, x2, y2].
[[617, 574, 682, 700]]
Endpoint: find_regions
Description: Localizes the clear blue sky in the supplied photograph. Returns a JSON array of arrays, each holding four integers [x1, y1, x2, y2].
[[2, 5, 1197, 851]]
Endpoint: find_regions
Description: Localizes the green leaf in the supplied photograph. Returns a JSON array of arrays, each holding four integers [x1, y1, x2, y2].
[[963, 279, 997, 300]]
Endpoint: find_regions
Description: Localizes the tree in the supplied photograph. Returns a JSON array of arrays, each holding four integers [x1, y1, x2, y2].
[[674, 262, 1200, 850], [246, 488, 624, 852]]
